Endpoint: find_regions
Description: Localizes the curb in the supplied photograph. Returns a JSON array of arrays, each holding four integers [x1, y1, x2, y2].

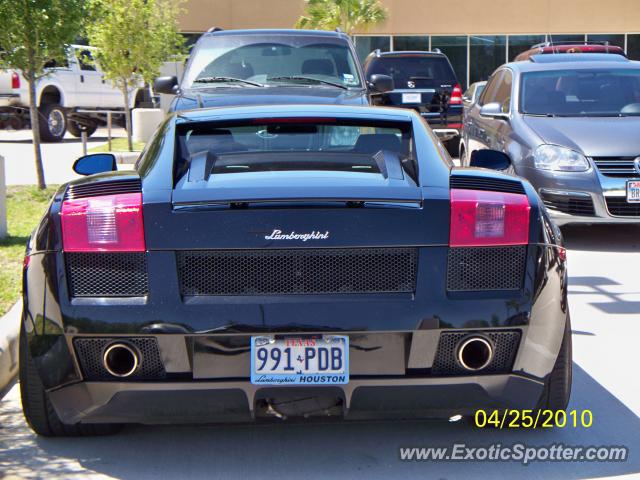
[[0, 300, 21, 401]]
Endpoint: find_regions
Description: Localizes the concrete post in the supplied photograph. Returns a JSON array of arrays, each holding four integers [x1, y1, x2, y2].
[[132, 108, 165, 144], [0, 156, 7, 239]]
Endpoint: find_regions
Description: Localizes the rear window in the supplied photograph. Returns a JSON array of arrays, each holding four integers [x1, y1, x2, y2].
[[175, 118, 416, 182], [365, 55, 457, 89]]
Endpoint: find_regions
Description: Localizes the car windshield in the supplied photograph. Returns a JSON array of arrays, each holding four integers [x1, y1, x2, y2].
[[183, 35, 363, 89], [366, 55, 457, 89], [175, 119, 415, 182], [520, 68, 640, 116]]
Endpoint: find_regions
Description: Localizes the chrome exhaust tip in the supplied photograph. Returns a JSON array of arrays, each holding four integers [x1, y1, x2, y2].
[[103, 343, 139, 377], [457, 336, 493, 371]]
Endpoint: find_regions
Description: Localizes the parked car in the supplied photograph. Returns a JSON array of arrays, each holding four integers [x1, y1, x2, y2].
[[0, 45, 146, 142], [362, 50, 464, 155], [514, 41, 627, 62], [462, 81, 486, 116], [154, 29, 393, 112], [460, 53, 640, 225], [20, 103, 570, 436]]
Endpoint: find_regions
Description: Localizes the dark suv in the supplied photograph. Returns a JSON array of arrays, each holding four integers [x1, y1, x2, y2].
[[363, 50, 463, 153], [154, 29, 393, 111]]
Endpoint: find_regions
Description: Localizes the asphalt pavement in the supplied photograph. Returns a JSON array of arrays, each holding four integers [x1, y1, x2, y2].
[[0, 132, 638, 479]]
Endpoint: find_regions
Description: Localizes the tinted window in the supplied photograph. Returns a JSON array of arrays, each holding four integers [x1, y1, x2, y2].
[[431, 36, 467, 89], [508, 35, 546, 61], [355, 36, 391, 64], [478, 71, 502, 106], [184, 35, 362, 88], [493, 70, 513, 112], [520, 68, 640, 116], [470, 36, 507, 85], [176, 119, 415, 181], [366, 55, 457, 89], [393, 36, 429, 51]]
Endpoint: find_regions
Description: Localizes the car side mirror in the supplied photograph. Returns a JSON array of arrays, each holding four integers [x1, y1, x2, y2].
[[73, 153, 117, 176], [154, 76, 179, 95], [480, 102, 509, 120], [367, 74, 394, 94], [469, 150, 512, 171]]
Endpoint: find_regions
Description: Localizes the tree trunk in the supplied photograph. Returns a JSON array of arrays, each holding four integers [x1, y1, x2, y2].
[[27, 70, 46, 189], [122, 85, 133, 151]]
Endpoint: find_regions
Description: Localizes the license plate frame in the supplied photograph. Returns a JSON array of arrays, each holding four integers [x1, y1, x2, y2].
[[402, 93, 422, 104], [250, 335, 349, 385], [627, 180, 640, 203]]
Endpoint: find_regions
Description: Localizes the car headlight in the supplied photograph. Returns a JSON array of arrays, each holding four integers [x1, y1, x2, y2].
[[533, 145, 590, 172]]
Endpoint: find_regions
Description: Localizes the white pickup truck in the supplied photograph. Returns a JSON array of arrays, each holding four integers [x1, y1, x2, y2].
[[0, 45, 147, 142]]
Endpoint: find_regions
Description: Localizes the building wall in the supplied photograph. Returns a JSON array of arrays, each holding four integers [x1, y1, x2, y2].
[[179, 0, 640, 34]]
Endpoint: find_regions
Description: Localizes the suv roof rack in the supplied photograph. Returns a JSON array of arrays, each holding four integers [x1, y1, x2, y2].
[[206, 26, 224, 33], [531, 40, 612, 49]]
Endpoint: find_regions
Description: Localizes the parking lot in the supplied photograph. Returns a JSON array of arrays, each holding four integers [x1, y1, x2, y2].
[[0, 127, 638, 477]]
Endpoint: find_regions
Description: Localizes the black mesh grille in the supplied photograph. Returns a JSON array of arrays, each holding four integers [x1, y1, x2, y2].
[[447, 246, 526, 291], [65, 178, 142, 200], [74, 337, 166, 381], [540, 191, 595, 216], [431, 330, 521, 375], [450, 176, 525, 195], [605, 197, 640, 217], [592, 157, 640, 178], [66, 252, 148, 297], [177, 248, 418, 295]]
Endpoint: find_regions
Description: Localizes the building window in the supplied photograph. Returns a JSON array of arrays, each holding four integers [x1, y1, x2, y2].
[[547, 34, 585, 43], [431, 36, 468, 89], [469, 35, 507, 85], [393, 36, 429, 51], [354, 36, 391, 64], [508, 35, 545, 61], [628, 34, 640, 60], [587, 34, 625, 48]]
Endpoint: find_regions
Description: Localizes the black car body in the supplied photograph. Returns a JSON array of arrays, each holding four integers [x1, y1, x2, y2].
[[20, 104, 571, 435], [155, 29, 391, 112], [363, 50, 464, 150]]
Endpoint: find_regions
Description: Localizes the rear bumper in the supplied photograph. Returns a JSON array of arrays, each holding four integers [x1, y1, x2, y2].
[[48, 373, 544, 424], [0, 94, 21, 108]]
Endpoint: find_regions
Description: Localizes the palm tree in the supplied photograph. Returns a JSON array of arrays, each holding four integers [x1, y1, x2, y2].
[[295, 0, 387, 35]]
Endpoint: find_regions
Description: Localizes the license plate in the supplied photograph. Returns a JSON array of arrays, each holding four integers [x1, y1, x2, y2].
[[627, 180, 640, 203], [250, 336, 349, 385], [402, 93, 421, 103]]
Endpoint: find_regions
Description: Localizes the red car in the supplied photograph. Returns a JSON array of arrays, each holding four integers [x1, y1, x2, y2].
[[515, 41, 626, 61]]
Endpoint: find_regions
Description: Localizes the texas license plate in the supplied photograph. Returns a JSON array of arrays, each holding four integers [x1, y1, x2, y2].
[[627, 180, 640, 203], [250, 336, 349, 385], [402, 93, 421, 103]]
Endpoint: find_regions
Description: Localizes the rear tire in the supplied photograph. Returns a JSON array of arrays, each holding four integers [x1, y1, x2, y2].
[[19, 322, 121, 437], [67, 119, 97, 138], [38, 103, 67, 142], [536, 315, 572, 411]]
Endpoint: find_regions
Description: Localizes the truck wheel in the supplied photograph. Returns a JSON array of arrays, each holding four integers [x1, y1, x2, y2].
[[38, 104, 67, 142], [536, 315, 572, 412], [19, 322, 122, 437], [67, 120, 97, 138]]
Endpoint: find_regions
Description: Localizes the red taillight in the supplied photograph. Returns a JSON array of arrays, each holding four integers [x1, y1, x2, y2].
[[11, 72, 20, 89], [61, 193, 145, 252], [450, 189, 530, 247], [449, 84, 463, 105]]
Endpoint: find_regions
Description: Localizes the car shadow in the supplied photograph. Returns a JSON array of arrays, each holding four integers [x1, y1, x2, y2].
[[562, 224, 640, 253], [0, 364, 638, 479], [569, 276, 640, 315]]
